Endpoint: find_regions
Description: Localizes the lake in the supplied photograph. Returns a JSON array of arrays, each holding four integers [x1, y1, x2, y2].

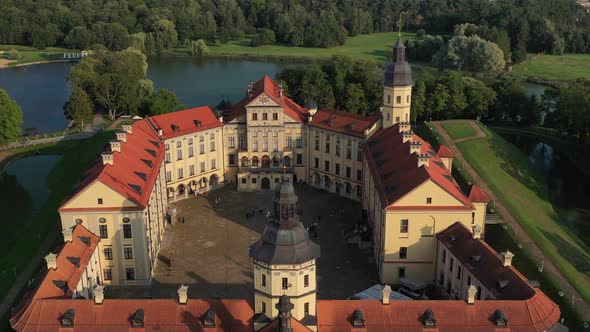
[[0, 58, 286, 134]]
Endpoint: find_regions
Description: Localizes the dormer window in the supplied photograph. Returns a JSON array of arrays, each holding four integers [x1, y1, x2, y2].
[[422, 309, 436, 327], [493, 309, 508, 327], [351, 309, 365, 328], [61, 309, 75, 327], [426, 197, 432, 204]]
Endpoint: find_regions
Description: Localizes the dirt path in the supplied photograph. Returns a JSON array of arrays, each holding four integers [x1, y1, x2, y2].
[[432, 120, 590, 319]]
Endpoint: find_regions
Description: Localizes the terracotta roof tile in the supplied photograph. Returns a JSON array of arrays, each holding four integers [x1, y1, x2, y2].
[[259, 317, 312, 332], [149, 106, 223, 140], [308, 108, 377, 138], [438, 144, 454, 158], [469, 185, 491, 203]]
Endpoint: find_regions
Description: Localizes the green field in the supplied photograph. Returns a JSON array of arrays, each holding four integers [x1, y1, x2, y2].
[[510, 54, 590, 81], [199, 32, 418, 62], [455, 122, 590, 305], [442, 121, 478, 140], [0, 45, 74, 66]]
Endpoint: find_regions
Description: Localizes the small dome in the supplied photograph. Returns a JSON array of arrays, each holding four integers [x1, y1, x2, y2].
[[384, 37, 413, 87], [273, 180, 297, 205]]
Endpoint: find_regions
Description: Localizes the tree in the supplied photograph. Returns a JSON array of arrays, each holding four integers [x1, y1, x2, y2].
[[442, 72, 467, 118], [425, 83, 450, 120], [64, 87, 94, 128], [152, 19, 178, 53], [343, 83, 367, 114], [433, 35, 505, 72], [251, 29, 276, 46], [463, 77, 496, 119], [64, 26, 95, 50], [411, 81, 426, 122], [191, 39, 209, 56], [8, 49, 22, 60], [143, 89, 184, 116], [0, 89, 23, 145]]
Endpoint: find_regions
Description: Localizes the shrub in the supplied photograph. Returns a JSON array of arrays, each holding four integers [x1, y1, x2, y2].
[[8, 49, 23, 60], [416, 29, 426, 37], [251, 29, 276, 47]]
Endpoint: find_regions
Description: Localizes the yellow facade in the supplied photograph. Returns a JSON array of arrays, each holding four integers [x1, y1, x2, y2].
[[382, 85, 412, 128]]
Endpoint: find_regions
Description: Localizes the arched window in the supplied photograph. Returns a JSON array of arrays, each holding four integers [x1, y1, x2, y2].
[[283, 156, 291, 167], [122, 217, 130, 223], [252, 156, 259, 167], [241, 156, 249, 167], [75, 219, 83, 225], [98, 218, 107, 223]]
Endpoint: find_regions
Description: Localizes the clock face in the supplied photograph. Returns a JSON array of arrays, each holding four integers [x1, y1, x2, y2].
[[259, 96, 270, 105]]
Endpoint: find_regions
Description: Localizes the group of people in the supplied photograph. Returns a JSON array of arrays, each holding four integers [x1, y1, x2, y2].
[[245, 209, 271, 219], [307, 222, 319, 238]]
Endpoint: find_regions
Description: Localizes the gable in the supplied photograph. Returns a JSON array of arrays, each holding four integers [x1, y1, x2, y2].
[[392, 179, 466, 208], [246, 92, 280, 107], [60, 180, 139, 210]]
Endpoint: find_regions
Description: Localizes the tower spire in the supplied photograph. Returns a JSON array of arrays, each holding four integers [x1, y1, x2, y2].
[[398, 12, 403, 38]]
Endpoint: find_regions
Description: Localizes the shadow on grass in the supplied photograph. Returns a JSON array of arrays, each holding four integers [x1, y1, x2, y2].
[[540, 229, 590, 274]]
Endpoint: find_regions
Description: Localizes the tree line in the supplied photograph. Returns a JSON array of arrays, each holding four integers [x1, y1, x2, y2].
[[1, 0, 589, 57]]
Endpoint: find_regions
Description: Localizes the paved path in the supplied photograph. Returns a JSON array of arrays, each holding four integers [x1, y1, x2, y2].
[[432, 120, 590, 320]]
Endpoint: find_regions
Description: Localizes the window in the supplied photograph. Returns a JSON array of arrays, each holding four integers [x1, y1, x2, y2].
[[304, 275, 309, 287], [200, 162, 206, 173], [241, 178, 246, 184], [396, 96, 402, 104], [398, 267, 406, 278], [273, 113, 278, 120], [399, 247, 407, 259], [104, 248, 113, 260], [126, 268, 135, 280], [287, 136, 293, 148], [261, 302, 266, 314], [284, 156, 291, 167], [124, 247, 133, 259], [104, 268, 112, 281], [210, 141, 215, 152], [325, 142, 330, 153], [400, 219, 409, 233], [166, 171, 171, 182], [396, 116, 400, 122], [263, 113, 268, 121], [165, 152, 170, 163], [165, 143, 170, 150], [296, 137, 303, 148], [253, 131, 258, 138], [426, 197, 432, 204], [261, 274, 267, 287], [335, 144, 340, 156], [450, 258, 454, 272], [200, 144, 205, 154], [263, 140, 268, 152], [177, 149, 182, 160], [178, 168, 184, 179], [229, 154, 236, 165], [315, 138, 319, 150], [176, 141, 181, 148], [99, 225, 108, 238], [356, 170, 362, 181], [324, 161, 330, 172], [387, 95, 391, 104], [252, 113, 257, 121], [273, 140, 278, 152], [476, 286, 481, 300], [407, 95, 410, 103], [457, 265, 462, 279], [357, 143, 363, 161], [239, 136, 246, 149], [253, 140, 258, 151], [229, 136, 235, 148], [296, 154, 303, 165], [188, 138, 193, 145], [387, 113, 391, 121], [314, 158, 319, 169], [188, 147, 194, 157], [211, 159, 216, 169], [189, 165, 195, 176], [123, 224, 132, 238], [282, 278, 289, 290], [346, 167, 351, 178], [210, 133, 214, 140], [199, 135, 204, 142], [335, 163, 340, 175], [467, 276, 471, 285], [442, 249, 446, 263], [252, 178, 257, 184], [304, 302, 309, 315], [263, 131, 268, 137], [97, 198, 103, 205], [346, 146, 352, 159]]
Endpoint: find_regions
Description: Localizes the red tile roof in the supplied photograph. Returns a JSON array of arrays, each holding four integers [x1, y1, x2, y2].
[[316, 296, 560, 332], [469, 185, 491, 203], [224, 76, 307, 123], [259, 317, 312, 332], [59, 119, 164, 211], [308, 108, 378, 138], [149, 106, 223, 140], [437, 144, 454, 158], [364, 124, 473, 210]]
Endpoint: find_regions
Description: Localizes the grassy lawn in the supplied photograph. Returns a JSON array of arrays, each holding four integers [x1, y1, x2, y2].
[[0, 44, 77, 67], [442, 121, 478, 140], [455, 122, 590, 306], [198, 32, 418, 62], [509, 53, 590, 81], [0, 131, 113, 328]]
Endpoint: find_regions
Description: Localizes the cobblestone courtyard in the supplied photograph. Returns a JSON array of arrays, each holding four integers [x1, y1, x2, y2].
[[149, 184, 379, 300]]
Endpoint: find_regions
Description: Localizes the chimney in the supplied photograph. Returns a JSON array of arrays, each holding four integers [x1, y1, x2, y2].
[[122, 124, 132, 134], [278, 84, 283, 98], [109, 140, 121, 153], [157, 128, 163, 136], [467, 285, 477, 304], [45, 252, 57, 270], [94, 285, 105, 304], [101, 152, 113, 166], [62, 227, 73, 242], [399, 121, 410, 133], [218, 116, 224, 123], [177, 284, 189, 304], [500, 250, 514, 267], [115, 131, 127, 143], [382, 284, 392, 305], [409, 141, 422, 154], [417, 153, 430, 167], [402, 131, 413, 143], [472, 224, 482, 239]]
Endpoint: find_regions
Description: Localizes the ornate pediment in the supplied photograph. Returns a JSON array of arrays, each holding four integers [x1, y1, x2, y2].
[[246, 93, 280, 107]]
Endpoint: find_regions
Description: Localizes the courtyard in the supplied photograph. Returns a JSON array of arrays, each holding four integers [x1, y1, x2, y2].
[[148, 184, 379, 300]]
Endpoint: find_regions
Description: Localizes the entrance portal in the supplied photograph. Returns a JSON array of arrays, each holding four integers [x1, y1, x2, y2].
[[261, 177, 271, 189]]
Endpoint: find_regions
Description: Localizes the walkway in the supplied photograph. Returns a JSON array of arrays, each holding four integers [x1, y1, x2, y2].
[[432, 120, 590, 319]]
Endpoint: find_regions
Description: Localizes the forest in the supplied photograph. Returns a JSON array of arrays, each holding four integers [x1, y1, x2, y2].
[[1, 0, 590, 61]]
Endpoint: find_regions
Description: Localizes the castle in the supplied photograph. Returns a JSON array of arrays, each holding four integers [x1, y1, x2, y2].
[[10, 38, 564, 331]]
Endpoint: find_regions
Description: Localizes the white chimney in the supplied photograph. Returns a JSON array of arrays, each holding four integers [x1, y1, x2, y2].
[[399, 121, 410, 133], [115, 131, 127, 143], [157, 128, 163, 137], [382, 284, 392, 305], [402, 131, 413, 143], [218, 116, 224, 123], [178, 284, 189, 304], [467, 285, 477, 304], [472, 224, 482, 239], [94, 285, 104, 304], [122, 124, 132, 134], [101, 152, 113, 166], [409, 141, 422, 154], [109, 140, 121, 153], [500, 250, 514, 267], [45, 253, 57, 270], [417, 153, 430, 167], [278, 84, 283, 97], [62, 227, 73, 242]]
